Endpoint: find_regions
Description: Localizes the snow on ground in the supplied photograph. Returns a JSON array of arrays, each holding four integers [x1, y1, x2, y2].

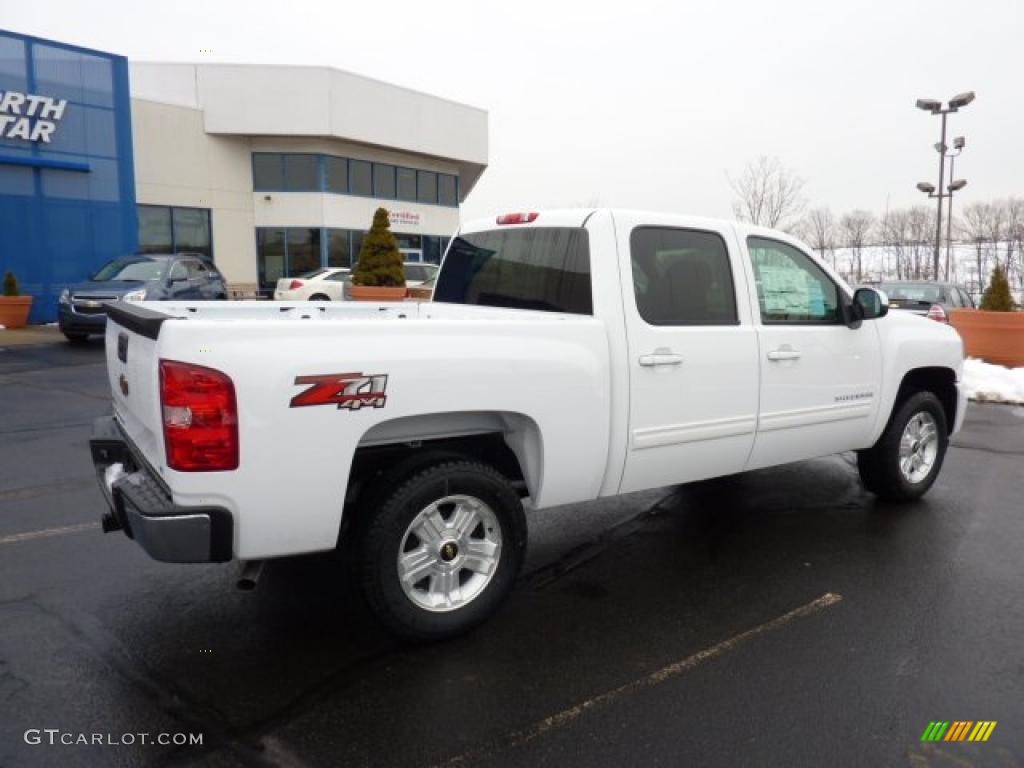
[[963, 358, 1024, 405]]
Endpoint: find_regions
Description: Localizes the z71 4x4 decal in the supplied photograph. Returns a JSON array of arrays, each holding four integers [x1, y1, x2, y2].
[[290, 373, 388, 410]]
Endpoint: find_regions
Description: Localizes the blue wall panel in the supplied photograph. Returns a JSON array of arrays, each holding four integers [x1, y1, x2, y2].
[[0, 29, 136, 323]]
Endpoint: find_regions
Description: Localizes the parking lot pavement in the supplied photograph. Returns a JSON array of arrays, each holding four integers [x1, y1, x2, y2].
[[1, 340, 1022, 767]]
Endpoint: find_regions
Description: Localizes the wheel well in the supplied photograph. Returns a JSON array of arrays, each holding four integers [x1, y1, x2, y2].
[[895, 367, 957, 433]]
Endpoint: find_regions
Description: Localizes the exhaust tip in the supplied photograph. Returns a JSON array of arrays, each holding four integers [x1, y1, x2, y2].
[[236, 560, 264, 591]]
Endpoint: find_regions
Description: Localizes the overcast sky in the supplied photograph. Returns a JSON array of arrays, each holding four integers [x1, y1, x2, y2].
[[7, 0, 1022, 221]]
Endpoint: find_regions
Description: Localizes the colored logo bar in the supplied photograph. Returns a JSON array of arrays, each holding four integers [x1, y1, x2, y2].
[[921, 721, 997, 742]]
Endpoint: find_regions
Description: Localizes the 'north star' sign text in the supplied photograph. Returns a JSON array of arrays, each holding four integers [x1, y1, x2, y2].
[[0, 90, 68, 143]]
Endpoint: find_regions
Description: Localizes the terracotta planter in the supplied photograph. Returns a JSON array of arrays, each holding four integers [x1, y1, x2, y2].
[[350, 285, 407, 302], [949, 308, 1024, 368], [0, 296, 33, 329]]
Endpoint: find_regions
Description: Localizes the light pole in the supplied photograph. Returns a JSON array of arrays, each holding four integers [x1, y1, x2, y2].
[[915, 92, 975, 280], [945, 136, 965, 279]]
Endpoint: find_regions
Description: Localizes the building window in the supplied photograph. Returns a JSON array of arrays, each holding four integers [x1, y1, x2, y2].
[[283, 154, 319, 191], [417, 170, 437, 204], [373, 163, 396, 199], [438, 174, 458, 207], [252, 153, 284, 190], [349, 159, 372, 196], [251, 152, 458, 206], [138, 205, 212, 260], [423, 235, 442, 264], [325, 156, 347, 194], [256, 227, 322, 289], [396, 167, 417, 202], [327, 229, 352, 268]]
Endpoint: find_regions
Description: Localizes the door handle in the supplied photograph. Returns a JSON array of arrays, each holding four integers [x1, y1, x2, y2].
[[639, 352, 684, 367], [766, 346, 802, 361]]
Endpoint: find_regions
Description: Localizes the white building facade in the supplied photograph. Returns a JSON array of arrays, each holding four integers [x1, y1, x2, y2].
[[129, 62, 488, 291]]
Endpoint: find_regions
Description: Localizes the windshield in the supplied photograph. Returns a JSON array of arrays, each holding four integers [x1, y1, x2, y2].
[[92, 258, 166, 282], [879, 283, 946, 302], [296, 268, 329, 280]]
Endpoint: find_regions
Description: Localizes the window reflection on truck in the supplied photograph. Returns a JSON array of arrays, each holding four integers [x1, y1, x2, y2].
[[290, 373, 389, 410]]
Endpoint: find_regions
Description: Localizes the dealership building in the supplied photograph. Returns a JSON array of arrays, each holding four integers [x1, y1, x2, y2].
[[0, 29, 488, 323]]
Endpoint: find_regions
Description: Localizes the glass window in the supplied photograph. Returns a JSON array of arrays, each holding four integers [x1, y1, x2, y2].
[[185, 260, 207, 279], [423, 236, 442, 264], [417, 171, 437, 204], [252, 153, 284, 190], [168, 261, 188, 282], [396, 167, 417, 202], [172, 207, 212, 259], [325, 270, 351, 282], [747, 237, 842, 324], [434, 227, 592, 315], [284, 155, 319, 191], [93, 257, 167, 282], [405, 264, 426, 281], [325, 156, 347, 193], [395, 234, 421, 250], [257, 228, 286, 289], [327, 229, 351, 268], [349, 159, 372, 196], [438, 174, 458, 207], [373, 164, 396, 198], [286, 228, 321, 275], [630, 227, 738, 326], [351, 231, 366, 263], [138, 205, 173, 254]]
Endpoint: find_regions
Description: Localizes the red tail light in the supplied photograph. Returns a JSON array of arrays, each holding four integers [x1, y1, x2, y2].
[[288, 280, 304, 290], [159, 360, 239, 471], [927, 304, 948, 323], [496, 212, 539, 225]]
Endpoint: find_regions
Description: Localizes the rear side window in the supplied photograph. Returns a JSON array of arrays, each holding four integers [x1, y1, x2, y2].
[[630, 227, 738, 325], [434, 227, 592, 315]]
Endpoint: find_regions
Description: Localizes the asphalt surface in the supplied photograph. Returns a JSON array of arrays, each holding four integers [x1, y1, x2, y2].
[[1, 337, 1022, 768]]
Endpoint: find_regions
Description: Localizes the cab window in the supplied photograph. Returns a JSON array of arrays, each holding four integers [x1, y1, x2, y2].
[[747, 237, 842, 324]]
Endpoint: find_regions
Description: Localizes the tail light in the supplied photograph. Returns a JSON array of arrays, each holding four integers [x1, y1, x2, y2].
[[288, 280, 304, 290], [927, 304, 948, 323], [496, 212, 539, 225], [159, 360, 238, 471]]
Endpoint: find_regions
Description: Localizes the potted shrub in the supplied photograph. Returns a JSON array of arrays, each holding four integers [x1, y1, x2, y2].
[[0, 271, 33, 330], [350, 208, 407, 302], [949, 263, 1024, 367]]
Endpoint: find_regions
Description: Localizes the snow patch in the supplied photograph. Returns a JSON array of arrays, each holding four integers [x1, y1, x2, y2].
[[963, 358, 1024, 405]]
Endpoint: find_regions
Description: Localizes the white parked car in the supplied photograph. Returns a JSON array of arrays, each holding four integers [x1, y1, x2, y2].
[[273, 268, 351, 301], [92, 209, 965, 641]]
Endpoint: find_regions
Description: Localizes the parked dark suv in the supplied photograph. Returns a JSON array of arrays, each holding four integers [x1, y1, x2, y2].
[[58, 253, 227, 342]]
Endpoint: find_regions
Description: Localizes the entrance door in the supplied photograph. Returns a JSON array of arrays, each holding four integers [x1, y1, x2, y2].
[[742, 236, 882, 469], [617, 216, 760, 494]]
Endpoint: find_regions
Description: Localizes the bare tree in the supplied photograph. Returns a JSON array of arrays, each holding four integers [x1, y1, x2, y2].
[[840, 210, 875, 282], [800, 207, 836, 267], [906, 206, 934, 280], [960, 202, 992, 295], [728, 156, 807, 231], [1005, 197, 1024, 291], [880, 209, 910, 280]]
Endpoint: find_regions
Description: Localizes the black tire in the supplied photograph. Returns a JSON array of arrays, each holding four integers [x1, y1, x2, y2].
[[63, 332, 89, 343], [857, 391, 948, 502], [308, 294, 331, 301], [358, 460, 526, 642]]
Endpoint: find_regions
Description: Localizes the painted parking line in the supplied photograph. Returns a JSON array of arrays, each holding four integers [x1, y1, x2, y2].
[[432, 592, 843, 768], [0, 522, 101, 546]]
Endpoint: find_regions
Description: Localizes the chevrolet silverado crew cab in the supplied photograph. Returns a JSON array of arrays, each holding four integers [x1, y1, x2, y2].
[[91, 209, 966, 641]]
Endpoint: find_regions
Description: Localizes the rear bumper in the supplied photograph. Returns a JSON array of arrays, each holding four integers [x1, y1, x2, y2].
[[90, 416, 233, 563]]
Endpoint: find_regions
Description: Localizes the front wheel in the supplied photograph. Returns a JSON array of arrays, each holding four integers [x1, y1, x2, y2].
[[357, 460, 526, 642], [857, 391, 948, 502]]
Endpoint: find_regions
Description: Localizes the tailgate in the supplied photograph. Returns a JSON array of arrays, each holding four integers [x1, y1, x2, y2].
[[103, 303, 174, 471]]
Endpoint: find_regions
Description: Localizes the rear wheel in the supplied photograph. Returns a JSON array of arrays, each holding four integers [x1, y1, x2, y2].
[[357, 460, 526, 642], [857, 391, 948, 502]]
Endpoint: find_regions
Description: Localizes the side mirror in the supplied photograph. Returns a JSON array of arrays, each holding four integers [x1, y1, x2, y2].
[[854, 287, 889, 320]]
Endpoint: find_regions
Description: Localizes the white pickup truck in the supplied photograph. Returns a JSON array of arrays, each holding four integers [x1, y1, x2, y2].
[[91, 209, 966, 640]]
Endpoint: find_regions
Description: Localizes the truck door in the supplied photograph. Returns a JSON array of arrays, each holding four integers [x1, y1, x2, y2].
[[617, 215, 760, 493], [741, 235, 882, 469]]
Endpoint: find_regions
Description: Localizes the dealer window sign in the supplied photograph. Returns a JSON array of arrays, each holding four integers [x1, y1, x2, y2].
[[0, 90, 68, 143]]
